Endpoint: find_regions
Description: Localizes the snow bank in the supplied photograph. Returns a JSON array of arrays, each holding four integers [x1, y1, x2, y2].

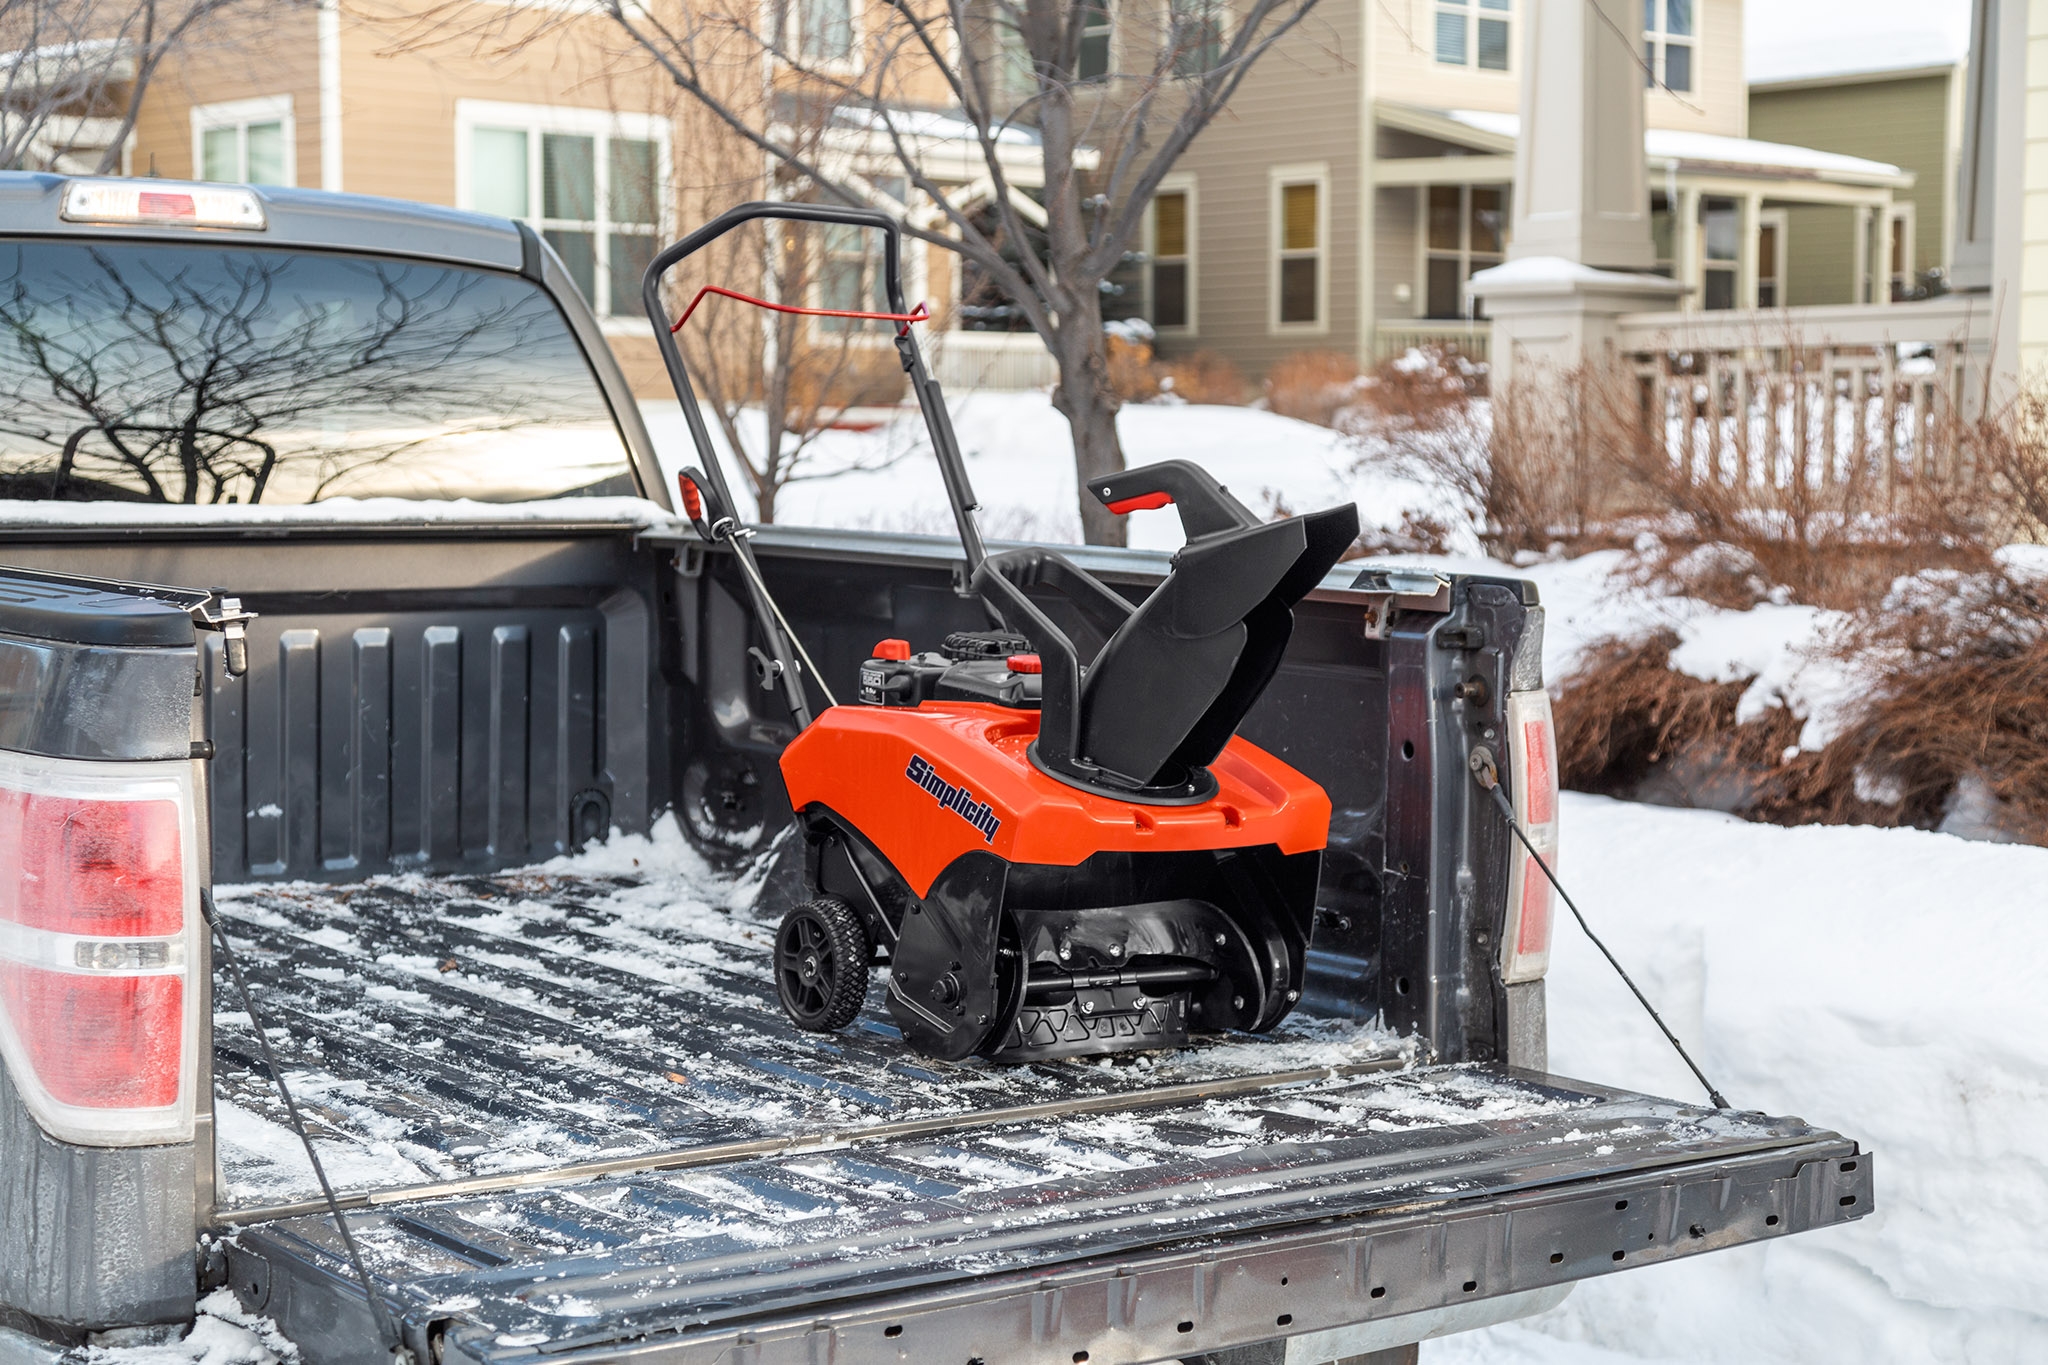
[[81, 1289, 297, 1365], [639, 391, 1474, 553], [1438, 794, 2048, 1363]]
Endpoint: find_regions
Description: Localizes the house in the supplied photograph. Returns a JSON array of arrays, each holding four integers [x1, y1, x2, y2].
[[1747, 11, 1972, 304], [90, 1, 1067, 399], [1126, 0, 1920, 377]]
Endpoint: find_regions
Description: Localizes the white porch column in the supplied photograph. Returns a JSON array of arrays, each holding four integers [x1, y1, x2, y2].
[[1739, 192, 1763, 309], [1477, 0, 1686, 388], [1506, 0, 1655, 270], [1874, 201, 1894, 306]]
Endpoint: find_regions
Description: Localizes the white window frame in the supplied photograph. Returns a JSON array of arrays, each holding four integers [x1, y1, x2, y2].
[[1167, 0, 1231, 78], [1431, 0, 1514, 74], [1756, 207, 1789, 308], [1416, 182, 1508, 320], [1269, 163, 1329, 335], [1145, 173, 1198, 336], [793, 0, 864, 71], [190, 95, 295, 187], [1077, 0, 1116, 80], [453, 100, 671, 331], [1643, 0, 1698, 95]]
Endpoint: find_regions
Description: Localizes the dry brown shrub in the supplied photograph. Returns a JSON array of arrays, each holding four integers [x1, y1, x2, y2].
[[1752, 569, 2048, 839], [1553, 632, 1801, 809], [1356, 346, 1486, 428], [1155, 350, 1247, 405], [1106, 332, 1159, 402], [1266, 350, 1364, 427]]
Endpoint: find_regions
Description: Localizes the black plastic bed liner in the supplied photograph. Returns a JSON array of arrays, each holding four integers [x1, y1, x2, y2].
[[207, 842, 1408, 1217], [209, 857, 1872, 1365]]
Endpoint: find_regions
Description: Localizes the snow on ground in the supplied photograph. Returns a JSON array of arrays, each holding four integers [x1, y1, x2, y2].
[[1436, 795, 2048, 1364], [78, 1290, 297, 1365], [639, 391, 1474, 553]]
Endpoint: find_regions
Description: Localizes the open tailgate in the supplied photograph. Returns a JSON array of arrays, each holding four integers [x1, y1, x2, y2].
[[222, 1064, 1869, 1365]]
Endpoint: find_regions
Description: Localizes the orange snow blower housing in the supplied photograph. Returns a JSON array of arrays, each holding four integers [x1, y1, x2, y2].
[[646, 202, 1359, 1063]]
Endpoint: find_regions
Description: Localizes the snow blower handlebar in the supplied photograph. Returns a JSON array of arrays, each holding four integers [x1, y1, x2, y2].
[[641, 201, 987, 577], [642, 203, 992, 731]]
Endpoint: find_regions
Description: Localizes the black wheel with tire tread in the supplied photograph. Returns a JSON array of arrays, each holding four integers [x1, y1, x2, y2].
[[774, 897, 871, 1031]]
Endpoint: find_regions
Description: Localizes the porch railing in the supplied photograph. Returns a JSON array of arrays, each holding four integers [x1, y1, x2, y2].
[[925, 330, 1060, 391], [1374, 320, 1492, 366], [1615, 297, 1994, 492]]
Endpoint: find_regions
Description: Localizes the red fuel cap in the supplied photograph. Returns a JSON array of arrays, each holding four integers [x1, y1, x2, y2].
[[1006, 653, 1042, 674], [873, 638, 912, 661]]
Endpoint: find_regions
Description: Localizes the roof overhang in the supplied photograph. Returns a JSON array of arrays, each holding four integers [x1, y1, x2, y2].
[[1749, 62, 1963, 94], [1374, 100, 1914, 191]]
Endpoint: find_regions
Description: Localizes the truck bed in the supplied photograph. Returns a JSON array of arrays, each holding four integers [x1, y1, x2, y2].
[[209, 843, 1872, 1365]]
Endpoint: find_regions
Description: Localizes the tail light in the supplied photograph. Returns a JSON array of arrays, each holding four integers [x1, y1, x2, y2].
[[1500, 689, 1558, 985], [0, 749, 198, 1146]]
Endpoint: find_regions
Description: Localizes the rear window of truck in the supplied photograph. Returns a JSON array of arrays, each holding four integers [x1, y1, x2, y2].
[[0, 239, 638, 504]]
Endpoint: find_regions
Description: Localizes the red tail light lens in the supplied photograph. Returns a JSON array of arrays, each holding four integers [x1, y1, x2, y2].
[[1502, 690, 1559, 985], [0, 752, 196, 1146], [2, 792, 184, 936], [0, 968, 183, 1108]]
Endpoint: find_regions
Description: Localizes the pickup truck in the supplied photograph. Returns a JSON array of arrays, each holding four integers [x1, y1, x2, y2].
[[0, 173, 1871, 1365]]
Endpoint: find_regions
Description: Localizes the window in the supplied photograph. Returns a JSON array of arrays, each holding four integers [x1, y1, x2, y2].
[[1643, 0, 1694, 93], [1149, 185, 1193, 332], [1888, 205, 1915, 300], [1757, 210, 1787, 308], [0, 240, 636, 504], [798, 0, 856, 62], [1078, 0, 1113, 79], [456, 103, 667, 321], [1170, 0, 1226, 76], [1649, 192, 1675, 277], [1701, 195, 1737, 310], [1435, 0, 1511, 71], [1273, 170, 1326, 329], [192, 97, 293, 186], [1422, 184, 1505, 319]]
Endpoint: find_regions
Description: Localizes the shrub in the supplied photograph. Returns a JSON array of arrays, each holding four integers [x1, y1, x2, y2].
[[1155, 350, 1247, 405], [1266, 350, 1365, 427], [1105, 331, 1159, 402]]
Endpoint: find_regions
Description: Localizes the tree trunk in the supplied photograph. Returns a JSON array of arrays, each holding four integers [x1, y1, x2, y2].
[[1048, 316, 1129, 547]]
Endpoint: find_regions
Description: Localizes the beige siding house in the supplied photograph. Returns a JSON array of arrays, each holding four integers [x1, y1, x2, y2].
[[1140, 0, 1920, 378]]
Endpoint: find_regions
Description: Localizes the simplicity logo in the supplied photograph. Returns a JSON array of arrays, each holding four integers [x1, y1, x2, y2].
[[905, 754, 1000, 843]]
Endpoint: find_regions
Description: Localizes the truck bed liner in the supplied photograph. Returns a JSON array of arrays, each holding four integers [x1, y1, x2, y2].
[[211, 836, 1871, 1365], [209, 829, 1405, 1214]]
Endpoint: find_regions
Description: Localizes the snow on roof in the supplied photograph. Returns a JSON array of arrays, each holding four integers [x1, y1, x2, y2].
[[832, 105, 1042, 148], [1435, 108, 1908, 183], [1745, 0, 1970, 86]]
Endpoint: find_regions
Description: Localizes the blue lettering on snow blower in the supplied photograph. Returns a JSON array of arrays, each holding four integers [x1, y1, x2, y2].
[[905, 754, 1001, 843]]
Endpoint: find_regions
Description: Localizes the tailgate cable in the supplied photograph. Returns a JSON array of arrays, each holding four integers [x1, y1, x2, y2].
[[1468, 752, 1732, 1110], [202, 889, 416, 1364]]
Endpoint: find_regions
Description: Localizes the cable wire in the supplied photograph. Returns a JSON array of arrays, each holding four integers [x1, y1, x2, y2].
[[1475, 769, 1732, 1110], [203, 890, 412, 1360]]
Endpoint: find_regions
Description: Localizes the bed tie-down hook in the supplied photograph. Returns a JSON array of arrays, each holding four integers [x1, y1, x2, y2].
[[188, 588, 256, 677], [1469, 744, 1733, 1111]]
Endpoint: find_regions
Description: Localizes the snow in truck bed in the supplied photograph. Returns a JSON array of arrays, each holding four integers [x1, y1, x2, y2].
[[210, 816, 1432, 1208]]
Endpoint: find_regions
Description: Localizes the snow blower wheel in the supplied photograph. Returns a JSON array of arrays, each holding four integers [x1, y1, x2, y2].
[[774, 898, 870, 1032], [646, 202, 1359, 1064]]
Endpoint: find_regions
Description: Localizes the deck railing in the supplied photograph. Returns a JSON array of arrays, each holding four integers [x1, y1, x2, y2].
[[1375, 320, 1492, 366], [924, 330, 1060, 391], [1615, 298, 1994, 493]]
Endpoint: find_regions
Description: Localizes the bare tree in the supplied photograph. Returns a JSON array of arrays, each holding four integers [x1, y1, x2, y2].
[[665, 106, 914, 523], [397, 0, 1332, 545], [645, 0, 1336, 544], [0, 1, 295, 175]]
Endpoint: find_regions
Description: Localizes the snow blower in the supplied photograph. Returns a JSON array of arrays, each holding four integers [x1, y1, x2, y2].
[[645, 203, 1360, 1063]]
